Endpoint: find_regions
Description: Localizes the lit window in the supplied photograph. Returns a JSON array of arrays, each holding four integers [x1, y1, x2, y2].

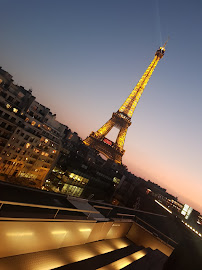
[[26, 143, 31, 149], [52, 150, 56, 154], [16, 148, 21, 153], [31, 121, 36, 126], [13, 108, 18, 113], [34, 148, 40, 153], [6, 104, 11, 109], [18, 92, 24, 98], [45, 153, 49, 157], [38, 124, 41, 127], [32, 105, 38, 111], [41, 152, 45, 155], [44, 139, 49, 143]]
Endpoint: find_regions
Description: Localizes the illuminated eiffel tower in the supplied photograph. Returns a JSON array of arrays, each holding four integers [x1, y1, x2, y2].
[[83, 43, 167, 164]]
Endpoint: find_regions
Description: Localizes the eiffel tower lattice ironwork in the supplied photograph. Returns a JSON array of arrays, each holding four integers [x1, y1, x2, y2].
[[83, 44, 167, 164]]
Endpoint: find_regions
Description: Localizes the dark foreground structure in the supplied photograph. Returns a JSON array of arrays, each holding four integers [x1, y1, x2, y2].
[[0, 181, 201, 269]]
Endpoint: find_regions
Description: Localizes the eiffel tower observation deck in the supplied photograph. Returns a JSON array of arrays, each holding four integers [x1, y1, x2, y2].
[[83, 42, 168, 163]]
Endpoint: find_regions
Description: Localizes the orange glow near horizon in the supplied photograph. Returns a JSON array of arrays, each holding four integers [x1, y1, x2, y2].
[[123, 151, 202, 213]]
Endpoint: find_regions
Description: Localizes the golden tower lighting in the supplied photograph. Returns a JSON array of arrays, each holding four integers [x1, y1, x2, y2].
[[83, 43, 167, 164]]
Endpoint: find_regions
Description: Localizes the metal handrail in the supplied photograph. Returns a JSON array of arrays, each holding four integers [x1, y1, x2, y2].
[[93, 205, 113, 210], [116, 212, 177, 246], [90, 200, 167, 217], [0, 217, 96, 222], [117, 210, 167, 217], [117, 213, 135, 217], [135, 216, 178, 245], [0, 200, 99, 213], [0, 200, 100, 220]]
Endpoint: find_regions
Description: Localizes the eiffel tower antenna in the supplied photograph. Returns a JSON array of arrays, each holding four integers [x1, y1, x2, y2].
[[163, 37, 169, 48]]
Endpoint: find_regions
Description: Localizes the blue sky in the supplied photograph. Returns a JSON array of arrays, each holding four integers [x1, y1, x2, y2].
[[0, 0, 201, 212]]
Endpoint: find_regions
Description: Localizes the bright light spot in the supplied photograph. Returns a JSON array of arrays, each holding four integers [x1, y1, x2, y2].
[[26, 143, 31, 148], [13, 108, 18, 113], [155, 200, 172, 214], [6, 232, 33, 236], [111, 239, 129, 249], [97, 249, 147, 269], [79, 229, 92, 232], [51, 231, 67, 235], [183, 222, 202, 237]]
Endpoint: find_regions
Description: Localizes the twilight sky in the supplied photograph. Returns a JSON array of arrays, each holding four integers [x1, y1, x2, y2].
[[0, 0, 201, 212]]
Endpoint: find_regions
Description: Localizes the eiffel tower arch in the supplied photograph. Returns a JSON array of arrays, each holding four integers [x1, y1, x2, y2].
[[84, 44, 167, 164]]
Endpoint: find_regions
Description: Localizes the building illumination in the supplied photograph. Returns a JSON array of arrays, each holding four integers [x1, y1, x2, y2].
[[83, 44, 167, 164], [181, 220, 202, 237], [155, 200, 172, 214]]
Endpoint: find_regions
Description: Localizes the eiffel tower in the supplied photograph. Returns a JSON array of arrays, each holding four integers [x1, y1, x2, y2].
[[83, 43, 167, 164]]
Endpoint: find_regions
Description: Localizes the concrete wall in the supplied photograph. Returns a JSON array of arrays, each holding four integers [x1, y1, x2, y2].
[[0, 220, 132, 258], [126, 222, 174, 256]]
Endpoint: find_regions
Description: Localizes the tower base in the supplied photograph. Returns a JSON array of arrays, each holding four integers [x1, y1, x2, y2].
[[83, 134, 124, 164]]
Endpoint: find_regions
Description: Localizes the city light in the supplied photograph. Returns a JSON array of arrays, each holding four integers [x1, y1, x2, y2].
[[181, 204, 193, 219], [155, 200, 172, 214], [182, 220, 202, 237], [13, 108, 18, 113]]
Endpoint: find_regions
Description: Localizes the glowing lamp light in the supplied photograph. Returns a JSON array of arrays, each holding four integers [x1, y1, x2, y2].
[[155, 200, 172, 214], [26, 143, 31, 148], [103, 138, 113, 146], [6, 232, 33, 237], [51, 231, 67, 235], [79, 229, 92, 232]]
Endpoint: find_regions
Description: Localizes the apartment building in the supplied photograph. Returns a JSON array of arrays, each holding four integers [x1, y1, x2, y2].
[[0, 67, 67, 188]]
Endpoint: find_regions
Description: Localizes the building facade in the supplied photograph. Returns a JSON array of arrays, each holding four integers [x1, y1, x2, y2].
[[0, 67, 67, 187]]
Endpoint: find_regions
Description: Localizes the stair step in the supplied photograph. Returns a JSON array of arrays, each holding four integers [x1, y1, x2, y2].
[[122, 248, 168, 270], [52, 243, 143, 270], [97, 248, 148, 270]]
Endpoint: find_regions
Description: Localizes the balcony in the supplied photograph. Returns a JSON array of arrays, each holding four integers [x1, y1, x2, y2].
[[0, 182, 180, 270], [0, 181, 201, 270]]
